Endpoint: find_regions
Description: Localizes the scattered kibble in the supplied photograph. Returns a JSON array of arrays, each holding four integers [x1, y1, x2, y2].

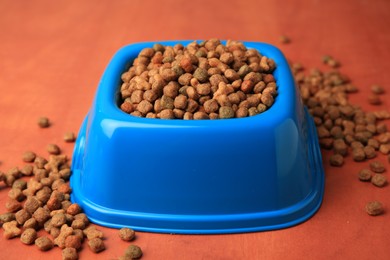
[[38, 117, 50, 128], [279, 35, 290, 44], [371, 174, 387, 187], [64, 132, 76, 143], [119, 227, 136, 241], [88, 237, 105, 253], [371, 84, 385, 95], [329, 154, 344, 167], [47, 144, 61, 155], [369, 161, 385, 173], [35, 236, 54, 251], [119, 39, 278, 119], [358, 169, 372, 181], [121, 245, 143, 259], [365, 201, 384, 216], [62, 247, 78, 260], [20, 228, 37, 245], [2, 220, 22, 239], [22, 151, 36, 163]]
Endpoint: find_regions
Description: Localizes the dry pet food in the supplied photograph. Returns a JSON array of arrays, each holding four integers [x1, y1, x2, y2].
[[365, 201, 384, 216], [38, 117, 50, 128], [358, 169, 372, 181], [120, 245, 143, 260], [371, 174, 387, 187], [119, 227, 136, 241], [119, 39, 278, 119]]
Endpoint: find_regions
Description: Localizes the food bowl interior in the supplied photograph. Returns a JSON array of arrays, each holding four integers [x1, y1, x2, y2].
[[70, 41, 324, 234]]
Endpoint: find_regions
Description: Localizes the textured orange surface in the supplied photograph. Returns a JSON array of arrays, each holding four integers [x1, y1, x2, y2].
[[1, 0, 390, 259]]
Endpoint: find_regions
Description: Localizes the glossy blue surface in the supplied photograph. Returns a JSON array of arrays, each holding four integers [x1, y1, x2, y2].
[[70, 41, 324, 234]]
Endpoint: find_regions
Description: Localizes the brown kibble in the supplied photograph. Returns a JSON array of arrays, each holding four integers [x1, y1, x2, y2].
[[279, 35, 290, 44], [62, 247, 78, 260], [0, 212, 15, 225], [219, 106, 235, 119], [365, 201, 384, 216], [22, 151, 36, 162], [66, 203, 82, 216], [358, 169, 372, 181], [54, 224, 74, 249], [368, 94, 381, 105], [124, 245, 143, 259], [33, 207, 51, 224], [379, 144, 390, 155], [2, 220, 21, 239], [24, 196, 42, 214], [23, 218, 38, 229], [371, 174, 387, 187], [371, 84, 385, 95], [364, 146, 377, 159], [119, 227, 136, 242], [5, 198, 22, 213], [64, 132, 76, 142], [15, 209, 31, 225], [65, 235, 82, 250], [193, 67, 209, 83], [369, 161, 385, 173], [8, 188, 25, 202], [35, 236, 54, 251], [52, 213, 67, 227], [329, 154, 344, 167], [47, 144, 61, 155], [20, 165, 33, 176], [88, 238, 106, 253], [20, 228, 37, 245], [333, 139, 348, 156], [38, 117, 50, 128], [83, 226, 104, 240], [352, 148, 366, 162]]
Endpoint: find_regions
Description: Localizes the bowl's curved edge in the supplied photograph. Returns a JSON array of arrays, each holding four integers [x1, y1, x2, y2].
[[70, 109, 324, 234]]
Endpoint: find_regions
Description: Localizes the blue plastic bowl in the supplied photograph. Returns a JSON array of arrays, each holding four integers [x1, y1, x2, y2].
[[70, 41, 324, 234]]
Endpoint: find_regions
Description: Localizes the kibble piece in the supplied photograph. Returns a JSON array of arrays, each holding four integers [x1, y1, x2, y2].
[[62, 248, 78, 260], [358, 169, 372, 181], [33, 207, 51, 225], [371, 84, 385, 94], [279, 35, 290, 44], [15, 209, 31, 225], [368, 94, 381, 105], [363, 146, 376, 159], [124, 245, 143, 259], [88, 238, 106, 253], [5, 198, 22, 212], [47, 144, 61, 155], [65, 235, 82, 250], [38, 117, 50, 128], [365, 201, 384, 216], [64, 132, 76, 142], [20, 228, 37, 245], [119, 227, 135, 241], [23, 218, 38, 229], [369, 161, 385, 173], [54, 224, 74, 249], [35, 236, 54, 251], [22, 151, 36, 162], [219, 106, 234, 119], [24, 196, 42, 214], [2, 220, 22, 239], [329, 154, 344, 167], [352, 148, 366, 162], [333, 139, 348, 156], [0, 212, 15, 225], [371, 174, 387, 187], [51, 213, 67, 227], [83, 226, 104, 240]]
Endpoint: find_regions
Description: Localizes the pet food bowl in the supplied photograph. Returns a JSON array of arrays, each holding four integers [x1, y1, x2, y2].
[[70, 41, 324, 234]]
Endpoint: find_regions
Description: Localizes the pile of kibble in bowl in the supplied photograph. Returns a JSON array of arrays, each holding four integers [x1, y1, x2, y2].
[[119, 39, 278, 119]]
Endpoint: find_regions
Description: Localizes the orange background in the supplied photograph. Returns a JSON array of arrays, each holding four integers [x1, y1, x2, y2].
[[1, 0, 390, 259]]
